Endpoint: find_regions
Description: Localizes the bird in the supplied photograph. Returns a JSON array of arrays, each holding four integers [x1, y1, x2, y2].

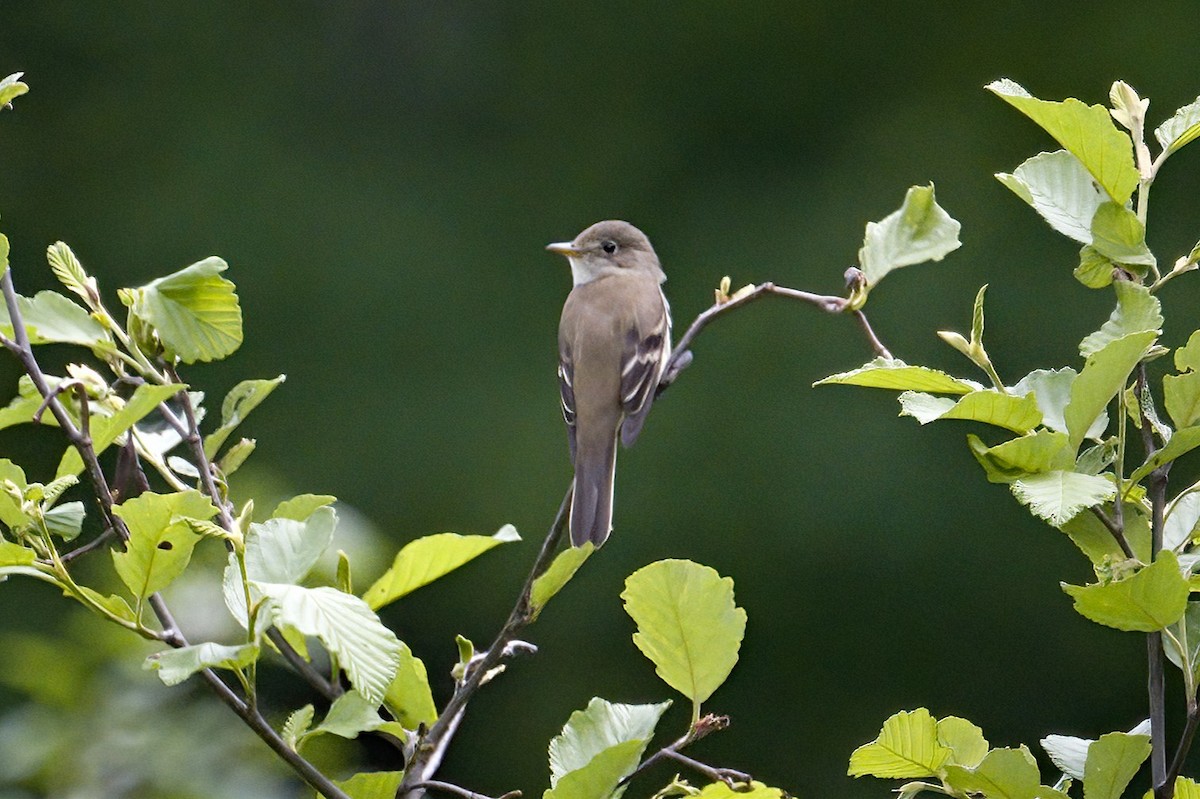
[[546, 220, 672, 547]]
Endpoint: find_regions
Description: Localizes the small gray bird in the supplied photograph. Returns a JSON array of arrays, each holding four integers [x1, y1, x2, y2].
[[546, 220, 672, 547]]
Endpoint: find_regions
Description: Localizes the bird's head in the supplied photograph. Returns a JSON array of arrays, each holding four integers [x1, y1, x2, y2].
[[546, 220, 666, 286]]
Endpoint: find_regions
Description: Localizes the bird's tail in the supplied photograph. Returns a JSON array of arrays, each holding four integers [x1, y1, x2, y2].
[[569, 433, 618, 547]]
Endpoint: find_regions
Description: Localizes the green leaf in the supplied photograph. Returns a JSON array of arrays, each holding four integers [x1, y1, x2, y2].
[[363, 524, 521, 611], [0, 540, 36, 567], [1164, 372, 1200, 430], [309, 690, 390, 740], [1079, 281, 1162, 359], [968, 431, 1074, 484], [1011, 470, 1115, 526], [1082, 731, 1151, 799], [244, 506, 337, 584], [1175, 331, 1200, 373], [0, 459, 29, 528], [75, 585, 137, 623], [622, 559, 746, 710], [202, 375, 285, 458], [1090, 202, 1156, 269], [1060, 502, 1150, 565], [1129, 426, 1200, 484], [260, 583, 401, 705], [0, 291, 112, 350], [143, 642, 258, 686], [547, 698, 669, 798], [128, 256, 243, 363], [996, 150, 1107, 243], [857, 184, 962, 288], [384, 642, 437, 730], [42, 501, 85, 541], [1014, 368, 1104, 439], [938, 716, 989, 769], [848, 708, 950, 779], [45, 242, 93, 304], [695, 783, 785, 799], [217, 437, 256, 475], [1155, 95, 1200, 155], [1065, 331, 1156, 449], [815, 357, 980, 394], [0, 72, 29, 108], [530, 543, 595, 621], [899, 390, 1041, 433], [111, 491, 218, 600], [1062, 550, 1189, 631], [282, 705, 315, 749], [272, 493, 336, 521], [335, 771, 406, 799], [1166, 493, 1200, 552], [1076, 246, 1116, 289], [987, 79, 1139, 204], [1173, 778, 1200, 799], [944, 746, 1042, 799], [57, 382, 185, 478]]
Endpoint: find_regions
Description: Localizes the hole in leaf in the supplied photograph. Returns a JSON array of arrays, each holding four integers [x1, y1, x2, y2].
[[157, 541, 173, 551]]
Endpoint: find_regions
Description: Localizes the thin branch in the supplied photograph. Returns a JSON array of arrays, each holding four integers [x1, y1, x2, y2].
[[1089, 506, 1135, 560], [57, 526, 117, 564], [268, 626, 343, 701], [415, 780, 521, 799], [1168, 704, 1200, 786], [661, 749, 752, 787], [619, 714, 735, 789]]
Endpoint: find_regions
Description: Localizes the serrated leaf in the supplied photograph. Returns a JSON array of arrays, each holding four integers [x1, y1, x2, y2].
[[1062, 550, 1188, 631], [363, 524, 521, 611], [384, 642, 437, 730], [111, 490, 218, 600], [129, 257, 243, 363], [549, 698, 669, 788], [987, 79, 1139, 204], [1090, 203, 1156, 269], [1155, 96, 1200, 155], [848, 708, 950, 779], [202, 375, 285, 458], [996, 150, 1107, 243], [944, 747, 1041, 799], [260, 583, 401, 705], [57, 382, 185, 478], [0, 291, 111, 351], [1176, 331, 1200, 373], [938, 716, 989, 769], [335, 771, 406, 799], [899, 390, 1041, 433], [1129, 426, 1200, 484], [530, 543, 594, 621], [1082, 731, 1151, 799], [1065, 331, 1157, 449], [1012, 470, 1115, 526], [282, 704, 315, 749], [622, 559, 746, 710], [1079, 281, 1162, 359], [858, 184, 962, 287], [45, 242, 91, 304], [0, 72, 29, 108], [143, 641, 258, 686], [967, 431, 1073, 484], [243, 506, 336, 585], [272, 493, 336, 521], [815, 357, 980, 394]]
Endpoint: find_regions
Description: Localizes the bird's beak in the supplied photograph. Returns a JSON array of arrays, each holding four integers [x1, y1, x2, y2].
[[545, 241, 581, 257]]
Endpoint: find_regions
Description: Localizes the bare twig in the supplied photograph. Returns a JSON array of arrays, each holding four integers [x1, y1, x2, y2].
[[661, 749, 752, 787], [415, 780, 521, 799], [57, 526, 117, 564], [1089, 506, 1135, 559], [619, 714, 737, 789], [268, 626, 343, 701]]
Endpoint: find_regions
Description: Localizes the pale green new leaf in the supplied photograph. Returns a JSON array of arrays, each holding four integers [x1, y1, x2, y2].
[[111, 491, 218, 600], [74, 585, 137, 623], [0, 291, 111, 350], [335, 771, 406, 799], [384, 642, 437, 730], [282, 705, 315, 749], [1164, 371, 1200, 430], [995, 150, 1106, 243], [129, 256, 243, 363], [1078, 281, 1162, 359], [938, 716, 989, 769], [202, 375, 286, 458], [0, 540, 36, 567], [1174, 777, 1200, 799], [260, 583, 401, 705], [42, 501, 85, 541], [1155, 95, 1200, 155], [1176, 331, 1200, 373], [364, 524, 521, 611], [0, 72, 29, 108], [696, 783, 786, 799], [899, 390, 1041, 433], [1129, 427, 1200, 484], [1014, 368, 1105, 439], [45, 242, 92, 304], [622, 559, 746, 708], [943, 747, 1041, 799], [1011, 470, 1115, 526], [1165, 493, 1200, 552], [311, 690, 389, 740], [144, 642, 258, 686], [848, 708, 950, 779], [858, 184, 962, 287], [1076, 246, 1116, 289], [0, 459, 29, 528], [243, 506, 336, 585], [1090, 202, 1156, 269], [1082, 731, 1151, 799], [544, 740, 647, 799], [57, 382, 185, 478], [1062, 550, 1188, 631], [967, 431, 1074, 484], [987, 79, 1139, 204], [530, 543, 594, 621], [548, 698, 670, 787], [815, 358, 980, 394], [217, 438, 255, 475], [272, 493, 336, 521], [1065, 331, 1157, 449]]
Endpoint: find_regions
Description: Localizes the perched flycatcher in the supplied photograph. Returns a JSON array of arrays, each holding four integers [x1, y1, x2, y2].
[[547, 220, 672, 547]]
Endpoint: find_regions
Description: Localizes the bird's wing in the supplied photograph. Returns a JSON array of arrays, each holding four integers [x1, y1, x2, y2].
[[558, 344, 577, 462], [619, 288, 671, 448]]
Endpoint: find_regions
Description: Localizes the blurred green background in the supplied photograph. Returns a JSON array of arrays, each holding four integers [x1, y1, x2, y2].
[[1, 3, 1200, 797]]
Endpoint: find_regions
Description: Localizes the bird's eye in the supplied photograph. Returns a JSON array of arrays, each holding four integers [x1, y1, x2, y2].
[[600, 240, 618, 255]]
